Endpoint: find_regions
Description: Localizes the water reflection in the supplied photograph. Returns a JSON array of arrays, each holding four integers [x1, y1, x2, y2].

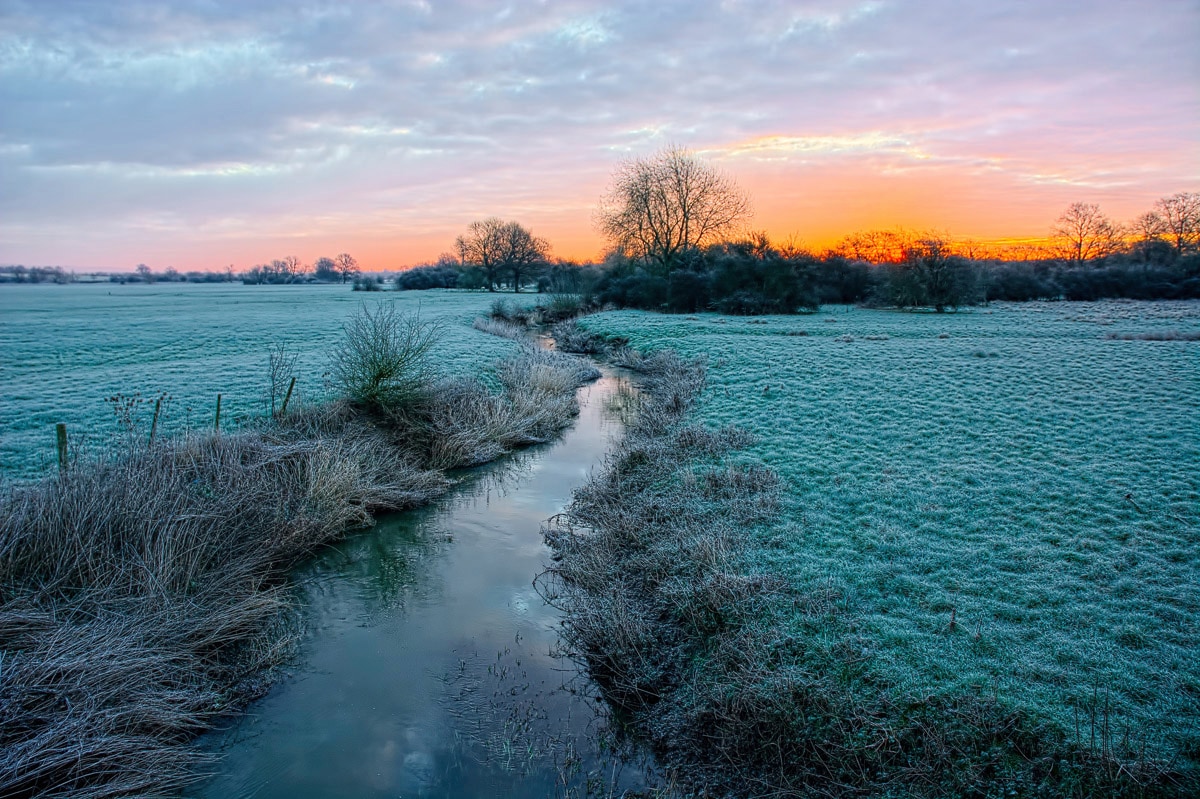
[[191, 371, 653, 798]]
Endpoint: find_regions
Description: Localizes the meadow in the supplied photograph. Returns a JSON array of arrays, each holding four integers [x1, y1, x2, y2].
[[0, 284, 520, 478], [577, 300, 1200, 771]]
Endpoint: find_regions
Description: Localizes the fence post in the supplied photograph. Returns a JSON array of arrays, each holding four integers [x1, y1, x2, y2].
[[279, 376, 296, 417], [148, 396, 162, 445], [214, 394, 222, 433], [55, 423, 68, 471]]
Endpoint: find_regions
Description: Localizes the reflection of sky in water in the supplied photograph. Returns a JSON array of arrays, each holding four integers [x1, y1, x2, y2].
[[190, 371, 651, 798]]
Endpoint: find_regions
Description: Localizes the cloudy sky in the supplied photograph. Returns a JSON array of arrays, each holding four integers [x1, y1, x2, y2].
[[1, 0, 1197, 271]]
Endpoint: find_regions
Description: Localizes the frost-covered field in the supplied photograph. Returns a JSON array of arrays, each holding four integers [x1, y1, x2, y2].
[[0, 285, 517, 478], [580, 300, 1200, 759]]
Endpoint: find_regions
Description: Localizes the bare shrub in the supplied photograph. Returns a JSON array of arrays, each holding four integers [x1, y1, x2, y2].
[[332, 303, 441, 411]]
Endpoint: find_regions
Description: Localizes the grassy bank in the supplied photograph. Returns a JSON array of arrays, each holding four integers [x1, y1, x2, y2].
[[548, 301, 1199, 796], [0, 304, 600, 798]]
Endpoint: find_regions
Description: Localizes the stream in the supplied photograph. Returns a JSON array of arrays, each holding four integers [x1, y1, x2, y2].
[[190, 367, 650, 798]]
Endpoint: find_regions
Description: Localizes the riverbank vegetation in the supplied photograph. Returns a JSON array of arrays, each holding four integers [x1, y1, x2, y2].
[[547, 302, 1199, 796], [0, 303, 600, 798]]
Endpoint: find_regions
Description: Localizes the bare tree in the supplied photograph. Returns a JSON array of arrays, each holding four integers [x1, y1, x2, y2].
[[1129, 211, 1166, 245], [456, 217, 507, 291], [1154, 192, 1200, 255], [831, 229, 909, 263], [455, 219, 547, 291], [597, 145, 751, 275], [499, 221, 549, 292], [1052, 202, 1121, 267], [335, 253, 359, 283]]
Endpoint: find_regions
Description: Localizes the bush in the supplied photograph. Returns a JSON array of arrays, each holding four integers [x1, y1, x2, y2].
[[394, 265, 459, 290], [331, 304, 441, 411], [351, 275, 383, 291]]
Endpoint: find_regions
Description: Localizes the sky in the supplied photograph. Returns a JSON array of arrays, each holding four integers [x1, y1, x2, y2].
[[0, 0, 1197, 272]]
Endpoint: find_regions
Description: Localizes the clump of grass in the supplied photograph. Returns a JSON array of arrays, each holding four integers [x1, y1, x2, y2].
[[424, 347, 600, 469], [473, 316, 527, 340], [332, 303, 441, 411], [1106, 330, 1200, 341], [541, 348, 1191, 797], [551, 320, 610, 355]]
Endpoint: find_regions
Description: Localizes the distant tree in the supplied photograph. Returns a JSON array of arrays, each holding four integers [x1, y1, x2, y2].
[[1154, 192, 1200, 255], [1131, 211, 1167, 243], [1052, 202, 1121, 267], [136, 264, 153, 283], [455, 219, 548, 291], [314, 257, 339, 282], [456, 218, 507, 291], [884, 236, 980, 312], [831, 229, 909, 263], [597, 145, 752, 275], [499, 220, 549, 292], [335, 253, 359, 283]]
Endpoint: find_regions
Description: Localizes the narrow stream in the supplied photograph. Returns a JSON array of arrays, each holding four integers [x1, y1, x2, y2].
[[191, 368, 649, 798]]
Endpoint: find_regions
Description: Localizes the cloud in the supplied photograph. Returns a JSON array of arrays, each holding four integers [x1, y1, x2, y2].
[[0, 0, 1196, 267]]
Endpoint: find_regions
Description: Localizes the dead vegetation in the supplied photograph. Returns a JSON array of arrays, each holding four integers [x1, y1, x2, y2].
[[539, 348, 1194, 797], [0, 323, 599, 798]]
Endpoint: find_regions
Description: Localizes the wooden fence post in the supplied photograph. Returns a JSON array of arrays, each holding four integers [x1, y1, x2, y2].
[[55, 423, 68, 470]]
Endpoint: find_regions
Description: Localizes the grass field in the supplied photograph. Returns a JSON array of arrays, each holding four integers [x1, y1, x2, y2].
[[0, 285, 520, 477], [578, 300, 1200, 766]]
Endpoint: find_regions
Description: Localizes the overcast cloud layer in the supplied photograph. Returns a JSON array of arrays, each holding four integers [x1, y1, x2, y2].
[[1, 0, 1197, 269]]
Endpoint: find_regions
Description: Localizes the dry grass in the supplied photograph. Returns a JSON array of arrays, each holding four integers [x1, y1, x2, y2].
[[540, 348, 1193, 798], [0, 346, 598, 798], [473, 315, 528, 340]]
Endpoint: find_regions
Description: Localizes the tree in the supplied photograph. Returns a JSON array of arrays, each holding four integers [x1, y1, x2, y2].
[[1052, 202, 1120, 267], [455, 218, 548, 291], [313, 257, 339, 282], [1154, 192, 1200, 255], [499, 220, 549, 292], [597, 145, 751, 275], [456, 217, 507, 291], [335, 253, 359, 283], [878, 236, 979, 312]]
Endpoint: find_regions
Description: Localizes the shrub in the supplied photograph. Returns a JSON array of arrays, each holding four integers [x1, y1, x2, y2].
[[394, 265, 459, 290], [331, 304, 441, 411]]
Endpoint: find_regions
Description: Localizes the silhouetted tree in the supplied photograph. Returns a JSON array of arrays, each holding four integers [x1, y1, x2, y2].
[[882, 237, 980, 312], [335, 253, 359, 283], [499, 220, 549, 292], [456, 218, 548, 291], [1052, 202, 1120, 266], [597, 145, 751, 275], [1154, 192, 1200, 255], [314, 257, 339, 281]]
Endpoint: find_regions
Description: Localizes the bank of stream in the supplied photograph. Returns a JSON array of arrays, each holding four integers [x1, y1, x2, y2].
[[189, 366, 653, 798]]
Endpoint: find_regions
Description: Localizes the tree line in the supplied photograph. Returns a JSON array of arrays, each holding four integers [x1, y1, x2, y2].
[[428, 146, 1198, 313]]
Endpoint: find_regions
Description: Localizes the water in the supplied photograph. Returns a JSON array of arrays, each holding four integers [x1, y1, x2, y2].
[[190, 369, 651, 798]]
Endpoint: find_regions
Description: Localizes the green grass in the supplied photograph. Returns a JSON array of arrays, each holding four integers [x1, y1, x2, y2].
[[578, 300, 1200, 763]]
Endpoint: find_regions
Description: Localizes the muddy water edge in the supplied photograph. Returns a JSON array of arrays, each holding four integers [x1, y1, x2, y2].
[[190, 366, 653, 798]]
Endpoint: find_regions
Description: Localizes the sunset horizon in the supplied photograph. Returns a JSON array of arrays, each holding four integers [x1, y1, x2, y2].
[[2, 1, 1197, 272]]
